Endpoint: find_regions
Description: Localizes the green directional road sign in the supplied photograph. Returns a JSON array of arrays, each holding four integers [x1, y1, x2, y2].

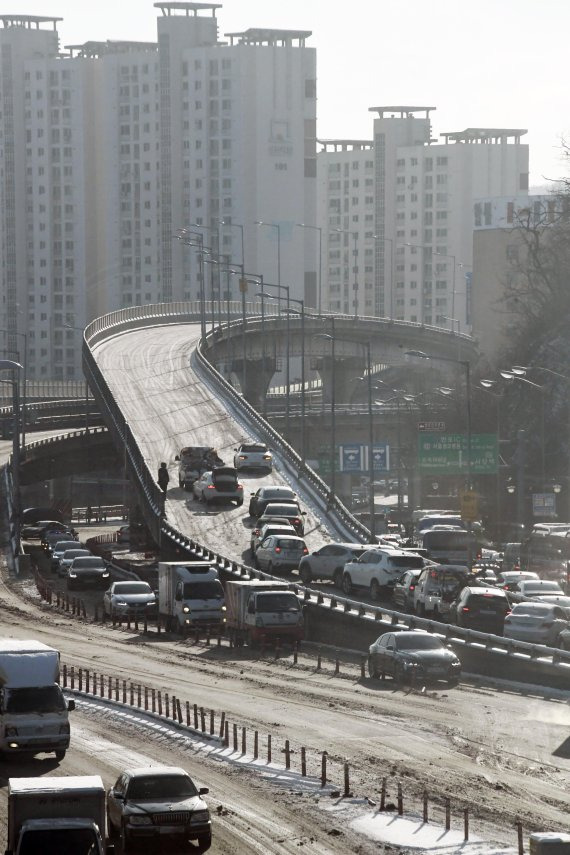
[[418, 433, 498, 474]]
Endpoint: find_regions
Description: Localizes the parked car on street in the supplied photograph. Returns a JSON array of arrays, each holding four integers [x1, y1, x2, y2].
[[192, 467, 244, 507], [254, 535, 308, 573], [342, 548, 425, 600], [103, 581, 158, 620], [392, 568, 423, 612], [107, 765, 211, 852], [367, 630, 461, 687], [298, 542, 369, 587], [248, 486, 298, 518], [58, 548, 92, 578], [250, 522, 296, 556], [447, 586, 511, 634], [66, 556, 110, 590], [258, 503, 305, 535], [233, 442, 273, 472], [504, 601, 570, 646]]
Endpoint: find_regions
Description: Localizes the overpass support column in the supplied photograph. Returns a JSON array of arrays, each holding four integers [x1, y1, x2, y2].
[[232, 357, 276, 409], [318, 356, 364, 405]]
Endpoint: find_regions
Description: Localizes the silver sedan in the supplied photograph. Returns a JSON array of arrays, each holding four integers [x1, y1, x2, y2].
[[103, 581, 158, 619]]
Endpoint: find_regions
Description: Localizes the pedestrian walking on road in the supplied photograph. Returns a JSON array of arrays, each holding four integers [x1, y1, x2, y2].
[[158, 462, 170, 495]]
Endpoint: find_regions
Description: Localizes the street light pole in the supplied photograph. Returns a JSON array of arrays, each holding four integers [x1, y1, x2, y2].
[[295, 223, 322, 313], [175, 230, 207, 338], [258, 282, 290, 440], [255, 221, 281, 294], [0, 329, 27, 447]]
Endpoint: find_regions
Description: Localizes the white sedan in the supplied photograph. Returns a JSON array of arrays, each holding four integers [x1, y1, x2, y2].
[[103, 581, 158, 619], [233, 442, 273, 472]]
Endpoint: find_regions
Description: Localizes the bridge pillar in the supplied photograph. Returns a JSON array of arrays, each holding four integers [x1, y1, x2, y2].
[[230, 357, 276, 408], [316, 356, 365, 405]]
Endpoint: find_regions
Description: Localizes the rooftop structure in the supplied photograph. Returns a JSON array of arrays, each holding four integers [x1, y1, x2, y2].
[[0, 15, 61, 30], [225, 28, 312, 47], [154, 2, 221, 15], [66, 40, 157, 58], [369, 106, 436, 119], [318, 139, 374, 152], [442, 128, 528, 144]]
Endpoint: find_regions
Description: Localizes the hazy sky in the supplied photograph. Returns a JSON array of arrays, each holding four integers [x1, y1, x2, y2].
[[6, 0, 568, 188]]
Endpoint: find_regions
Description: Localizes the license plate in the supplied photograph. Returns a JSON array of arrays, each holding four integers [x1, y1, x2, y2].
[[479, 609, 495, 616]]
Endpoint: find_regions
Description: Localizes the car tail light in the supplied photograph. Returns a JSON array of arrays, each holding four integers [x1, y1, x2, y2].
[[293, 518, 300, 526], [237, 484, 243, 491], [253, 529, 260, 536], [275, 546, 282, 553], [263, 454, 271, 460], [462, 607, 470, 613], [505, 609, 511, 616], [303, 547, 308, 554], [207, 485, 215, 490], [239, 455, 247, 460], [409, 584, 416, 591]]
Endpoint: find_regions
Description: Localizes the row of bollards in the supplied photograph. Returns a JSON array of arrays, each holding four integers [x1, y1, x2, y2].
[[61, 660, 527, 852]]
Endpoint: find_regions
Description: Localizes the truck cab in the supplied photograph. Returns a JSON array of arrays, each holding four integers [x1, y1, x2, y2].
[[225, 580, 304, 648], [158, 562, 225, 634]]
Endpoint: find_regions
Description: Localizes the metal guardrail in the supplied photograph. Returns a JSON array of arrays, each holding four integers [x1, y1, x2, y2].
[[15, 302, 558, 680]]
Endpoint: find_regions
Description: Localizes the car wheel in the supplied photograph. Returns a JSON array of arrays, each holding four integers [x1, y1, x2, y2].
[[418, 602, 426, 617], [370, 579, 381, 602], [247, 630, 259, 650], [299, 565, 312, 585], [447, 677, 460, 688], [55, 749, 66, 761], [196, 832, 212, 853], [342, 573, 353, 595], [267, 561, 274, 575], [395, 663, 407, 686], [236, 499, 243, 507], [107, 811, 118, 839], [367, 655, 379, 679]]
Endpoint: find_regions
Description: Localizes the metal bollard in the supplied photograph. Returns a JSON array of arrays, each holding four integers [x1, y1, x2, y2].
[[423, 790, 428, 823], [79, 669, 83, 692], [63, 664, 67, 687], [285, 739, 290, 770], [464, 808, 469, 841], [268, 734, 272, 764], [100, 674, 104, 697], [71, 666, 76, 690], [193, 704, 198, 729], [293, 643, 298, 665], [301, 746, 306, 777], [224, 720, 229, 747], [241, 727, 246, 755], [186, 701, 191, 727], [321, 751, 327, 787], [334, 656, 340, 676], [158, 691, 162, 715], [517, 820, 523, 855], [115, 678, 119, 702], [177, 698, 183, 723], [219, 711, 225, 738], [254, 731, 258, 760], [233, 723, 238, 752], [200, 707, 206, 732], [165, 694, 170, 718], [152, 688, 156, 713], [137, 685, 142, 708], [210, 709, 214, 736], [206, 627, 211, 647], [344, 761, 350, 797], [144, 686, 148, 711], [317, 649, 322, 670], [445, 798, 451, 831], [130, 683, 134, 706], [380, 777, 386, 811], [361, 657, 366, 679], [122, 680, 127, 704], [397, 782, 403, 815]]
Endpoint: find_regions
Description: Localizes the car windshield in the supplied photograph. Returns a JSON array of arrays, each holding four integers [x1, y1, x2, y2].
[[114, 583, 152, 595], [182, 581, 224, 599], [467, 594, 505, 608], [73, 558, 105, 569], [258, 593, 300, 612], [395, 635, 442, 651], [513, 604, 551, 617], [63, 550, 90, 560], [277, 539, 303, 550], [389, 556, 424, 569], [18, 828, 99, 855], [55, 542, 78, 552], [127, 774, 198, 800], [4, 685, 66, 714], [265, 505, 298, 516], [242, 444, 267, 453]]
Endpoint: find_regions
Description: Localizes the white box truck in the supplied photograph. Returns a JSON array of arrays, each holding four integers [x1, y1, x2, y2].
[[0, 639, 74, 760], [5, 775, 109, 855], [225, 580, 304, 648], [158, 562, 225, 633]]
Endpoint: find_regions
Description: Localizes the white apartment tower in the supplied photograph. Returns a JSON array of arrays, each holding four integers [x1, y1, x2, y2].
[[0, 4, 317, 379], [318, 106, 529, 331]]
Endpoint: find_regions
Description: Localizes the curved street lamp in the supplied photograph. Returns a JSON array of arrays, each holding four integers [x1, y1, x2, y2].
[[0, 359, 23, 546]]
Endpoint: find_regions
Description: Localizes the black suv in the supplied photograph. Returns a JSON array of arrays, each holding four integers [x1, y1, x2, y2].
[[448, 586, 510, 634]]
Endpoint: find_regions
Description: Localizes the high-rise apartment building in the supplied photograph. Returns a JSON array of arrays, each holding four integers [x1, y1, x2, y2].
[[318, 107, 529, 332], [0, 4, 317, 379]]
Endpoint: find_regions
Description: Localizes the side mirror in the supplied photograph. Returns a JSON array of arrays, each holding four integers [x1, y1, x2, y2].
[[67, 699, 76, 711], [175, 455, 180, 461], [199, 787, 209, 796], [113, 791, 124, 801]]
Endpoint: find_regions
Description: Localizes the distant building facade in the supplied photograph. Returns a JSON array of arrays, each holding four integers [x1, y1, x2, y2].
[[0, 5, 317, 379], [317, 107, 529, 332]]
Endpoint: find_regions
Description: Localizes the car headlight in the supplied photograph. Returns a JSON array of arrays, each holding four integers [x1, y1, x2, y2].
[[129, 815, 153, 826], [451, 660, 461, 668], [69, 572, 77, 578], [221, 605, 227, 612], [147, 600, 157, 607], [116, 600, 127, 607], [190, 810, 210, 824], [183, 606, 190, 613], [102, 571, 110, 578]]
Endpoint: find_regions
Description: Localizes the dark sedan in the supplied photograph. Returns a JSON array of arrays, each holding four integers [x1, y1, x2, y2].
[[248, 486, 299, 518], [368, 630, 461, 687]]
